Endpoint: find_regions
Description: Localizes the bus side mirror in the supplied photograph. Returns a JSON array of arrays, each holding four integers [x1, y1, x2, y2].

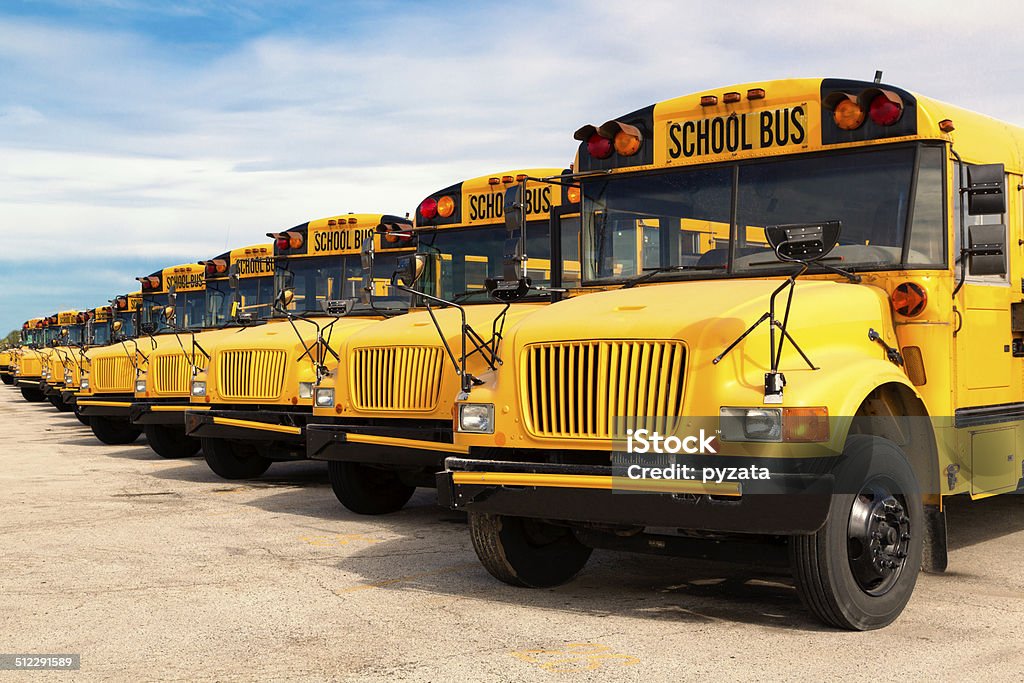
[[967, 224, 1007, 276], [967, 164, 1006, 216], [112, 320, 124, 333], [228, 263, 240, 289], [360, 235, 375, 304], [276, 288, 294, 310], [503, 182, 525, 235], [765, 221, 842, 262], [162, 306, 176, 323], [392, 254, 427, 288]]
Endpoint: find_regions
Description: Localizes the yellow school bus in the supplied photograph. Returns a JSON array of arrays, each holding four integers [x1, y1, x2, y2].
[[39, 310, 89, 412], [3, 321, 39, 388], [436, 77, 1024, 630], [76, 264, 202, 446], [58, 305, 115, 424], [0, 342, 14, 385], [304, 169, 580, 513], [128, 244, 276, 459], [184, 213, 413, 479], [14, 317, 51, 402]]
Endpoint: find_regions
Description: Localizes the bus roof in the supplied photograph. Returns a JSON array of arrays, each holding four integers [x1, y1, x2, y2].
[[574, 77, 1024, 174], [268, 212, 412, 260], [137, 263, 206, 295], [200, 243, 274, 281], [414, 167, 573, 230]]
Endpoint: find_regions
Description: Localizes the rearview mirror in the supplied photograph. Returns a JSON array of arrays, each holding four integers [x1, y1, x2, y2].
[[228, 263, 240, 289], [967, 164, 1006, 216], [162, 306, 176, 323], [967, 224, 1007, 276], [392, 254, 427, 288], [276, 288, 295, 309], [765, 221, 841, 262], [504, 182, 524, 235], [112, 320, 124, 333]]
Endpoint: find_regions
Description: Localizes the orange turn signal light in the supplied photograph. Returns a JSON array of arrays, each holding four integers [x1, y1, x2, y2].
[[939, 119, 955, 133], [892, 282, 927, 317], [782, 407, 829, 442], [833, 98, 865, 130], [566, 185, 581, 204], [437, 195, 455, 218], [501, 175, 514, 184], [746, 88, 765, 100], [488, 177, 501, 185]]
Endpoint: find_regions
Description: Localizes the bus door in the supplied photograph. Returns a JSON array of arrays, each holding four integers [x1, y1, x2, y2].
[[953, 162, 1022, 495]]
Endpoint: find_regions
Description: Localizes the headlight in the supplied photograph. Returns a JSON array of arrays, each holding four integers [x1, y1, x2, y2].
[[191, 380, 206, 397], [298, 382, 315, 400], [65, 371, 73, 384], [315, 387, 334, 407], [80, 378, 89, 390], [458, 403, 494, 434], [135, 379, 147, 394], [719, 407, 782, 442]]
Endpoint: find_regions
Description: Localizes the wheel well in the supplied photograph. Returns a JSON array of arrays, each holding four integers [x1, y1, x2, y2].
[[849, 382, 939, 499]]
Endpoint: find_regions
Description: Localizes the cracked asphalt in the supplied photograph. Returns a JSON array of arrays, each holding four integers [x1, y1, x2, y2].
[[2, 388, 1024, 681]]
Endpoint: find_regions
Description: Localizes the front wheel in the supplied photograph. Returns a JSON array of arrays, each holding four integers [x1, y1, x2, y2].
[[73, 403, 90, 426], [790, 435, 923, 630], [201, 437, 272, 479], [1, 374, 13, 385], [89, 416, 142, 445], [327, 461, 415, 515], [469, 512, 593, 588], [20, 387, 46, 402], [48, 394, 72, 412], [144, 424, 201, 459]]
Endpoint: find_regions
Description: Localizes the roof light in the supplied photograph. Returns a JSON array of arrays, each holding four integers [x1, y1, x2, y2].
[[348, 217, 358, 224], [939, 119, 955, 133], [488, 177, 501, 185], [501, 175, 514, 184], [437, 195, 455, 218], [868, 92, 903, 126], [723, 91, 741, 104], [275, 236, 290, 251], [328, 219, 337, 226], [746, 88, 765, 100], [515, 173, 528, 182], [288, 233, 303, 249], [419, 198, 438, 219], [700, 95, 718, 107], [833, 97, 865, 130], [586, 132, 613, 159]]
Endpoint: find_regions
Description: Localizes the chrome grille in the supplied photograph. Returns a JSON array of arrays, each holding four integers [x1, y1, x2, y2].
[[216, 349, 287, 401], [93, 356, 134, 393], [522, 340, 686, 439], [351, 346, 444, 412]]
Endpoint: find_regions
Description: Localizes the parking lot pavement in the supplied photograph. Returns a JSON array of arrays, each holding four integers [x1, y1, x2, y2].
[[2, 387, 1024, 681]]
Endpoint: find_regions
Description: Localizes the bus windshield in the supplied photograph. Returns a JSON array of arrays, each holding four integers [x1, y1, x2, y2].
[[582, 144, 946, 284], [64, 325, 84, 345], [205, 280, 234, 327], [142, 291, 206, 333], [91, 322, 112, 346], [414, 221, 580, 304], [274, 253, 411, 316]]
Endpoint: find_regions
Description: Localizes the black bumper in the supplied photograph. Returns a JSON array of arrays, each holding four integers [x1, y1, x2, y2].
[[184, 409, 308, 444], [130, 400, 204, 426], [76, 396, 133, 418], [437, 457, 835, 535], [61, 390, 78, 406], [42, 382, 64, 398], [15, 377, 42, 389], [306, 422, 465, 467]]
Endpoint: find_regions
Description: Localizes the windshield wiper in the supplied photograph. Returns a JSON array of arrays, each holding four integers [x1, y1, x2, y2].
[[622, 264, 720, 289]]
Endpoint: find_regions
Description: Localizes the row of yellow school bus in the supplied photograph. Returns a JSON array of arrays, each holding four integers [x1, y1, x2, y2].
[[4, 76, 1024, 631]]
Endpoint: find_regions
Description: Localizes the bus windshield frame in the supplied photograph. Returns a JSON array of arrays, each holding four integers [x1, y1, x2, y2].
[[580, 142, 947, 287], [274, 252, 412, 317]]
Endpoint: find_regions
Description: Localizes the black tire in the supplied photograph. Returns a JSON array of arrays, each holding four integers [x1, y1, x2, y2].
[[73, 404, 90, 426], [89, 416, 142, 445], [790, 435, 923, 631], [144, 423, 201, 459], [1, 374, 13, 385], [48, 394, 73, 412], [468, 512, 593, 588], [20, 387, 46, 402], [327, 460, 416, 515], [201, 437, 272, 480]]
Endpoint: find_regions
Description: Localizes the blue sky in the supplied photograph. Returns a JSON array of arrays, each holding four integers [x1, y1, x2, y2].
[[2, 0, 1024, 333]]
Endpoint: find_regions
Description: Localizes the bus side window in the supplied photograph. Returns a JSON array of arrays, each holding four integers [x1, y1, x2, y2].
[[954, 160, 1008, 281]]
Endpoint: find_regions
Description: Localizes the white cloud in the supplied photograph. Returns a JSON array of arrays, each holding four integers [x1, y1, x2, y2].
[[2, 0, 1024, 328]]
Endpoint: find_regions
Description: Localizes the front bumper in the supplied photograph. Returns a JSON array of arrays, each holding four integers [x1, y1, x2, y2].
[[437, 457, 834, 535], [306, 422, 467, 467], [184, 409, 308, 444], [15, 377, 42, 389], [42, 382, 65, 397], [76, 396, 133, 418], [61, 390, 78, 406], [130, 400, 210, 426]]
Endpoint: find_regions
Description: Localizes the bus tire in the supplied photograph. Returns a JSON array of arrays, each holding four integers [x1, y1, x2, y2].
[[327, 460, 415, 515], [201, 438, 271, 479], [1, 374, 13, 385], [790, 434, 923, 631], [48, 394, 72, 412], [144, 424, 201, 459], [468, 512, 593, 588], [89, 416, 142, 445], [73, 404, 90, 426], [21, 388, 46, 402]]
